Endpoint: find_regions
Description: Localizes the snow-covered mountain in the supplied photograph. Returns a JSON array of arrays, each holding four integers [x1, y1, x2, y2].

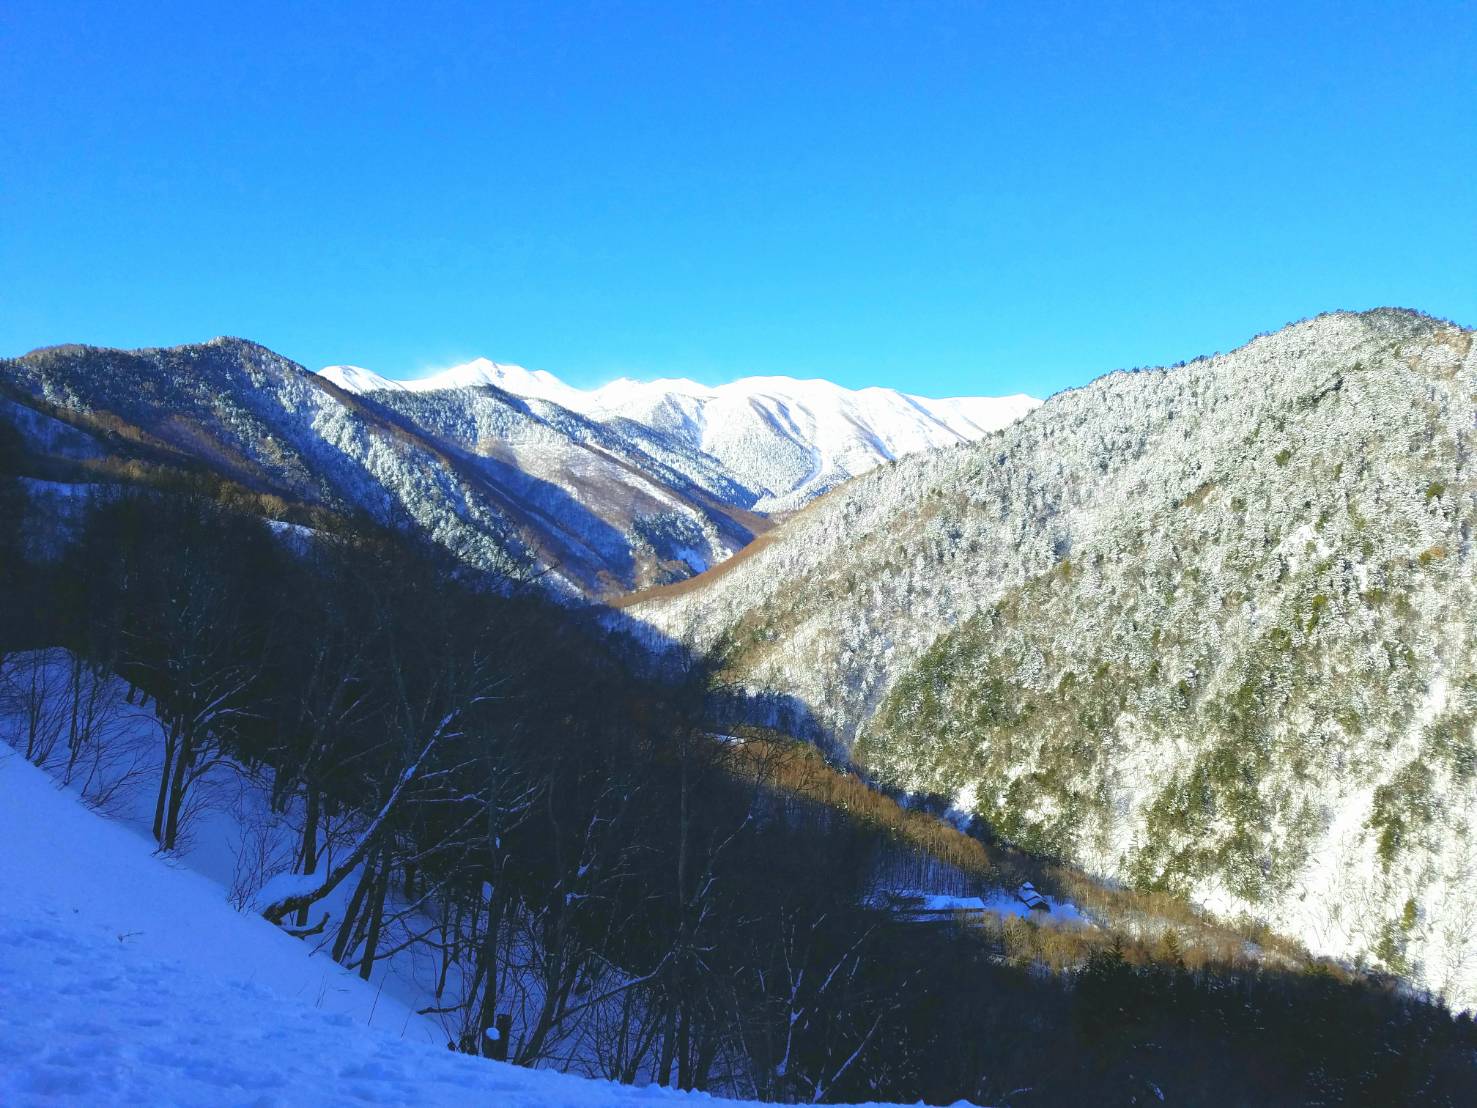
[[323, 357, 590, 409], [624, 309, 1477, 1009], [1, 341, 763, 597], [324, 360, 1039, 511], [9, 319, 1477, 1102], [0, 342, 1033, 599]]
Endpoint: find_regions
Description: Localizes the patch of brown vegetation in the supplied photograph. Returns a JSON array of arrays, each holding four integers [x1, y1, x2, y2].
[[724, 728, 1328, 978], [1179, 480, 1215, 509], [613, 529, 781, 608], [724, 729, 1002, 876]]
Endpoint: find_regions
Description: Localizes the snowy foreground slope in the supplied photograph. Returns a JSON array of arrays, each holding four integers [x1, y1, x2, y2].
[[0, 753, 930, 1108]]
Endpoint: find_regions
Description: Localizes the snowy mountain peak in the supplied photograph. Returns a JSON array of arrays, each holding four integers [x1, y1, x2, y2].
[[316, 359, 1040, 511], [322, 357, 593, 411], [410, 358, 587, 406], [320, 364, 403, 393]]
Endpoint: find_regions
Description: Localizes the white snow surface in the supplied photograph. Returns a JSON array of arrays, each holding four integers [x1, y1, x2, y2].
[[325, 358, 590, 410], [0, 751, 936, 1108], [321, 359, 1039, 511], [317, 364, 403, 394], [878, 889, 1085, 924]]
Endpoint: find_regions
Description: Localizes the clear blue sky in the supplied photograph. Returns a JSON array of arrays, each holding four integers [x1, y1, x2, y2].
[[3, 2, 1473, 398]]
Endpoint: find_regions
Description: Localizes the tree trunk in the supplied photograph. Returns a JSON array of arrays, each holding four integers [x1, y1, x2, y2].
[[618, 990, 660, 1085], [64, 654, 84, 779], [656, 1001, 677, 1087], [162, 728, 195, 851], [434, 896, 455, 1002], [488, 1013, 512, 1062], [693, 1022, 720, 1091], [297, 787, 321, 928], [358, 849, 390, 982], [331, 858, 377, 964], [260, 726, 444, 926], [676, 1000, 695, 1090], [152, 723, 179, 846], [473, 887, 508, 1055]]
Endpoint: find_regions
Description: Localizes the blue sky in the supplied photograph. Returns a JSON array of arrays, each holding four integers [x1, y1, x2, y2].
[[3, 2, 1473, 399]]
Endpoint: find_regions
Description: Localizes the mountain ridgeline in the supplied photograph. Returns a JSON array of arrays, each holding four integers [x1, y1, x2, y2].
[[1, 340, 747, 596], [322, 357, 1039, 512], [628, 308, 1477, 1009], [0, 341, 1031, 598]]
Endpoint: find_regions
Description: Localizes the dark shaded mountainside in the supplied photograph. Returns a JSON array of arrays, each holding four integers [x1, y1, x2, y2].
[[628, 308, 1477, 1011], [0, 338, 765, 598]]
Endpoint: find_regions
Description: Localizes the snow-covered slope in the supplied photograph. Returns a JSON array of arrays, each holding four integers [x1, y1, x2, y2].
[[0, 752, 785, 1107], [1, 341, 764, 597], [324, 360, 1039, 511], [577, 375, 1039, 511], [624, 309, 1477, 1009], [318, 363, 402, 393], [325, 357, 590, 410]]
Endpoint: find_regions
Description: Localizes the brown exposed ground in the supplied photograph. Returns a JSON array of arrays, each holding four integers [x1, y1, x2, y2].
[[611, 527, 781, 607]]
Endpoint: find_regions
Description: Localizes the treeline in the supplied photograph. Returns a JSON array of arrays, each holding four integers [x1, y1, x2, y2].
[[4, 476, 1477, 1104]]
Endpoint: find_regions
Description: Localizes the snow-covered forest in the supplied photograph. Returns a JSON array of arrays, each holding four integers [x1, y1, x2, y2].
[[0, 339, 1031, 600], [629, 309, 1477, 1011], [0, 748, 808, 1107]]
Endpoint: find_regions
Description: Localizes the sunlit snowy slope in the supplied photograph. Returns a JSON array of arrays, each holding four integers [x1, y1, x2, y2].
[[626, 308, 1477, 1012]]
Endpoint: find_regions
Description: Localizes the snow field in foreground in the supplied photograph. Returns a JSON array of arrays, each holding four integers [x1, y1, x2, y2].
[[0, 749, 970, 1107], [0, 752, 746, 1106]]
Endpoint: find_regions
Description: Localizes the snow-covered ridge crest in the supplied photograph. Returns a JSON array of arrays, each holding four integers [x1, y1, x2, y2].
[[321, 358, 584, 406], [319, 359, 1040, 511]]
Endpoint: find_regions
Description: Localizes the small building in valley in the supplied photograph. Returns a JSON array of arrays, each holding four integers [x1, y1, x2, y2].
[[1017, 882, 1051, 913]]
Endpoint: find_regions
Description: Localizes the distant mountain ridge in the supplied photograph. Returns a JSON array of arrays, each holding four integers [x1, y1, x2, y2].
[[322, 360, 1039, 511], [1, 340, 1033, 597]]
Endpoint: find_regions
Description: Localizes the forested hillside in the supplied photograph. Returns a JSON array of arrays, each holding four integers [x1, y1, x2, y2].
[[0, 338, 1035, 601], [628, 309, 1477, 1008]]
